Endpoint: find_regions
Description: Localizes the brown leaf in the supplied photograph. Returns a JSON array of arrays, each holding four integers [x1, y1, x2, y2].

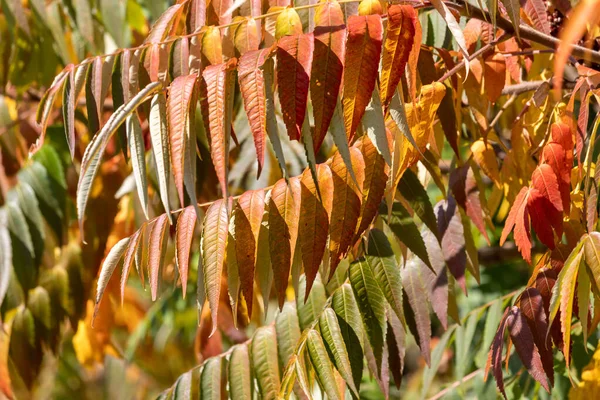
[[299, 164, 333, 297], [235, 190, 265, 318], [329, 148, 365, 277], [268, 177, 301, 309]]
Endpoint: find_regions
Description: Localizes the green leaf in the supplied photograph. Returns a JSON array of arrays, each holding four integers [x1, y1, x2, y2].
[[226, 215, 240, 324], [101, 0, 126, 47], [420, 325, 456, 400], [577, 263, 591, 345], [584, 232, 600, 293], [330, 100, 360, 188], [252, 326, 281, 400], [263, 58, 289, 180], [229, 344, 252, 400], [307, 329, 342, 400], [149, 91, 173, 222], [112, 52, 127, 160], [319, 307, 359, 397], [454, 312, 478, 379], [331, 283, 364, 389], [381, 201, 432, 269], [549, 240, 583, 368], [366, 229, 403, 323], [7, 201, 33, 257], [398, 169, 438, 238], [201, 357, 224, 400], [500, 0, 521, 41], [172, 369, 198, 400], [275, 302, 302, 370], [297, 274, 327, 330], [0, 209, 11, 309], [475, 299, 504, 368], [32, 145, 66, 190], [362, 86, 391, 166], [349, 257, 387, 374]]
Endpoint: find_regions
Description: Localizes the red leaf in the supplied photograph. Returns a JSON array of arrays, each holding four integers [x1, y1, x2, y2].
[[234, 189, 265, 318], [176, 206, 197, 298], [329, 148, 365, 277], [500, 187, 533, 263], [190, 0, 206, 32], [168, 74, 198, 205], [268, 177, 301, 308], [299, 164, 333, 297], [121, 227, 143, 305], [529, 164, 564, 248], [543, 122, 573, 213], [238, 48, 272, 176], [311, 1, 346, 152], [201, 59, 237, 198], [380, 5, 416, 109], [343, 15, 383, 141], [276, 33, 314, 141], [506, 306, 551, 393], [518, 288, 554, 385]]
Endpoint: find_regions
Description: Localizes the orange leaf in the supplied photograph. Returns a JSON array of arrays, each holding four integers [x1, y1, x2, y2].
[[202, 26, 224, 66], [311, 1, 345, 152], [207, 0, 233, 25], [343, 15, 383, 141], [542, 123, 573, 213], [268, 177, 301, 309], [201, 59, 237, 199], [500, 187, 533, 263], [299, 164, 333, 297], [353, 135, 388, 240], [176, 206, 197, 298], [234, 189, 265, 318], [168, 74, 198, 205], [406, 12, 422, 100], [238, 48, 272, 177], [483, 53, 506, 104], [329, 148, 365, 276], [202, 199, 230, 335], [148, 214, 169, 301], [145, 4, 184, 43], [380, 5, 416, 109], [276, 33, 314, 141]]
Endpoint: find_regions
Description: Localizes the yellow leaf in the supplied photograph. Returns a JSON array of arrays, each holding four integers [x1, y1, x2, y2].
[[471, 139, 500, 187]]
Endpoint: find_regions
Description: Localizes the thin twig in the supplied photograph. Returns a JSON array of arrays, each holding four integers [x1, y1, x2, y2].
[[436, 33, 510, 83], [501, 79, 577, 95], [427, 369, 483, 400]]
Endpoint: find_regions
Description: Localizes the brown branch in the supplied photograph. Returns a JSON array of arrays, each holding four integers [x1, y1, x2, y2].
[[501, 79, 577, 95]]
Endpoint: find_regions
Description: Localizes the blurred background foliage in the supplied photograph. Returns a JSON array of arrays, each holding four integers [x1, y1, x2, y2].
[[0, 0, 599, 399]]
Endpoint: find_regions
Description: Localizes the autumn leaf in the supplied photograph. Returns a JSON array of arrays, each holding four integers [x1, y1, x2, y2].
[[268, 178, 301, 308], [506, 306, 551, 393], [500, 187, 533, 263], [168, 73, 198, 205], [483, 53, 506, 104], [380, 5, 416, 109], [402, 258, 431, 365], [276, 33, 314, 141], [148, 214, 169, 302], [234, 189, 265, 318], [528, 164, 563, 249], [299, 164, 333, 297], [353, 135, 388, 240], [202, 199, 229, 335], [471, 139, 500, 186], [343, 14, 383, 142], [176, 206, 197, 298], [311, 1, 345, 152], [201, 59, 237, 199], [238, 48, 272, 176], [329, 148, 365, 277], [449, 164, 490, 243]]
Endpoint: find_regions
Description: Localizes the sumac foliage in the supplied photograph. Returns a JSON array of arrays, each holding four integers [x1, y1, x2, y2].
[[5, 0, 600, 397]]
